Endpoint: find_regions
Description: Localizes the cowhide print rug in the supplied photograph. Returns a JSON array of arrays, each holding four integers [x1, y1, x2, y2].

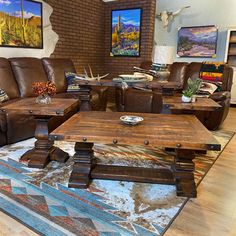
[[0, 130, 233, 236]]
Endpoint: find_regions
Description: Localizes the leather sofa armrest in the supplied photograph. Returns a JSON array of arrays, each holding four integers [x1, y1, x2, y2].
[[209, 91, 231, 102], [0, 98, 22, 133]]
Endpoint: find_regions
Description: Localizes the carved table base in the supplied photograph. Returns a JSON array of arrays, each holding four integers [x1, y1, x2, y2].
[[69, 142, 197, 197], [20, 117, 69, 169]]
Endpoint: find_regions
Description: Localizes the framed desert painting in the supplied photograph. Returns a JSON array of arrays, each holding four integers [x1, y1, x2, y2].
[[0, 0, 43, 49], [110, 8, 142, 57], [177, 25, 218, 58]]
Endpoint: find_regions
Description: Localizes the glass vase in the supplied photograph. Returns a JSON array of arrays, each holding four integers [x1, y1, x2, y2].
[[35, 93, 52, 105]]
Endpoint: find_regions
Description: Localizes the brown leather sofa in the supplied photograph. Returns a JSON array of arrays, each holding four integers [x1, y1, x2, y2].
[[117, 62, 233, 130], [0, 57, 108, 146]]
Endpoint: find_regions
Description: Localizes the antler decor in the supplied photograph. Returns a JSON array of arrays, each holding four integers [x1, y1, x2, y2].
[[81, 65, 109, 81]]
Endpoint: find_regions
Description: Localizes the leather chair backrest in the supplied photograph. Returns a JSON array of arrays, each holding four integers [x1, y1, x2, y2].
[[185, 62, 233, 91], [42, 58, 76, 93], [9, 57, 48, 97], [168, 62, 189, 86], [0, 58, 20, 99], [124, 89, 163, 114]]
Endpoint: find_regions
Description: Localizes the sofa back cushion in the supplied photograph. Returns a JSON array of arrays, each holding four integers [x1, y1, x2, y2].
[[0, 58, 20, 99], [42, 58, 76, 93], [10, 58, 48, 97]]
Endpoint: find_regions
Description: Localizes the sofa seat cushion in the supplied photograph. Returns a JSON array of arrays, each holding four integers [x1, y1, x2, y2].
[[0, 58, 20, 99], [42, 58, 76, 93], [10, 58, 48, 98]]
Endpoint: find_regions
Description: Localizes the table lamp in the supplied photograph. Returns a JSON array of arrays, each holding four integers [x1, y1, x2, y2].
[[153, 45, 175, 71]]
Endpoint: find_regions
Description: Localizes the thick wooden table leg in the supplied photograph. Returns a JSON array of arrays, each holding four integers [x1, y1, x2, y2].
[[69, 142, 94, 188], [78, 85, 92, 111], [20, 117, 69, 168], [173, 149, 197, 198]]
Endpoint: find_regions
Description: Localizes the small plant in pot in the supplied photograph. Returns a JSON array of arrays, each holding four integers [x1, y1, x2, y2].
[[182, 78, 202, 103]]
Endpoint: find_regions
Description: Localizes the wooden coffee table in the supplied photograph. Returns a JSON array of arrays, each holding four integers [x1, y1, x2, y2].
[[1, 98, 79, 168], [50, 111, 221, 197]]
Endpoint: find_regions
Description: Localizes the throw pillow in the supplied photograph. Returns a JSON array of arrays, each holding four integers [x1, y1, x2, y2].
[[199, 62, 225, 93], [65, 72, 83, 92], [197, 82, 218, 96], [0, 89, 9, 103]]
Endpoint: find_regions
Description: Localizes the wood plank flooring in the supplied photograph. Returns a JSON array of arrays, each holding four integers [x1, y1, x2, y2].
[[0, 108, 236, 236], [165, 108, 236, 236]]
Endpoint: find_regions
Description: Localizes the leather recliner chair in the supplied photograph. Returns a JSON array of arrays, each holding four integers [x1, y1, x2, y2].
[[116, 62, 189, 112], [124, 89, 163, 114], [185, 62, 233, 130]]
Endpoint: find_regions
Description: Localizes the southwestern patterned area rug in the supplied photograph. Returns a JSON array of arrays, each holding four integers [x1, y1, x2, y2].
[[0, 130, 234, 236]]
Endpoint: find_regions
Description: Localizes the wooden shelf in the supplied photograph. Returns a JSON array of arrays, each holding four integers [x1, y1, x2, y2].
[[225, 29, 236, 67]]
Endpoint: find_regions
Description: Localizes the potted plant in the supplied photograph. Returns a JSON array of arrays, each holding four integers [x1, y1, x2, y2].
[[182, 78, 202, 103]]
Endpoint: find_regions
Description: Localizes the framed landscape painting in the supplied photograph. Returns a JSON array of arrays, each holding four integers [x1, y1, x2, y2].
[[0, 0, 43, 48], [111, 8, 142, 57], [177, 25, 218, 58]]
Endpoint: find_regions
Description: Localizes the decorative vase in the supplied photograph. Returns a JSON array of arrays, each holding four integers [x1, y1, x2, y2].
[[182, 95, 192, 103], [35, 93, 52, 105]]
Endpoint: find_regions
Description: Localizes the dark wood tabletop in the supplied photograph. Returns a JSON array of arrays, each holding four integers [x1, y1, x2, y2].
[[163, 96, 221, 111], [1, 98, 79, 116], [50, 111, 220, 151], [73, 79, 183, 90]]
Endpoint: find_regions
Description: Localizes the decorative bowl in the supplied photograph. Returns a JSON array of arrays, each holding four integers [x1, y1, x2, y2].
[[120, 115, 144, 125], [118, 74, 147, 83]]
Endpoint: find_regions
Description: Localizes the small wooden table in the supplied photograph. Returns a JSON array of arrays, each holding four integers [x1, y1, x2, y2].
[[50, 111, 221, 197], [163, 95, 221, 113], [1, 98, 79, 168]]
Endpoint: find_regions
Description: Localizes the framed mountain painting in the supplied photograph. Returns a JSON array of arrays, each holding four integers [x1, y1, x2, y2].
[[110, 8, 142, 57], [177, 25, 218, 58], [0, 0, 43, 48]]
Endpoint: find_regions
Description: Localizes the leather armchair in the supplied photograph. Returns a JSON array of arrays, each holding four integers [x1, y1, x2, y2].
[[123, 88, 163, 113], [185, 62, 233, 130], [116, 61, 188, 112]]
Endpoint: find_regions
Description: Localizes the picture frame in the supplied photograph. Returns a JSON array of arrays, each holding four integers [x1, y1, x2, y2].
[[0, 0, 43, 49], [110, 8, 142, 57], [177, 25, 218, 58]]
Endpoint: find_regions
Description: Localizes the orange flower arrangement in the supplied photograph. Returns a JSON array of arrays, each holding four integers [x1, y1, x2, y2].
[[32, 82, 56, 96]]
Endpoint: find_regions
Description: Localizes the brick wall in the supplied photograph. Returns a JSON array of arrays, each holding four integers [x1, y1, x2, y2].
[[44, 0, 106, 75], [43, 0, 156, 100], [104, 0, 156, 79]]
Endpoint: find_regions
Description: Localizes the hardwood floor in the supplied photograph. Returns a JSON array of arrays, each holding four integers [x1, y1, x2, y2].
[[0, 108, 236, 236], [165, 107, 236, 236]]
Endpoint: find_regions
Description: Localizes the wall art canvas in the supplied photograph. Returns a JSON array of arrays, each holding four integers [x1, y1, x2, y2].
[[177, 25, 218, 58], [111, 8, 142, 57], [0, 0, 43, 48]]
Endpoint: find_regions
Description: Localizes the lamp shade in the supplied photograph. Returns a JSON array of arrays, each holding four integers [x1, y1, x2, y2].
[[153, 46, 175, 65]]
